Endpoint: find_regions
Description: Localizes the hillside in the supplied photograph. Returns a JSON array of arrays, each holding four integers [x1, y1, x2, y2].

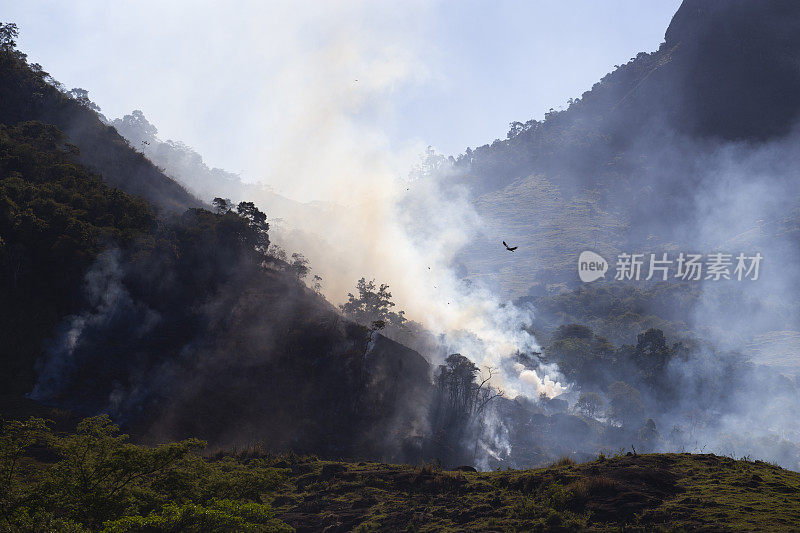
[[4, 5, 800, 529], [454, 0, 800, 299], [459, 0, 800, 195], [0, 42, 200, 214], [0, 38, 434, 463], [4, 416, 800, 532], [271, 453, 800, 531], [441, 0, 800, 389]]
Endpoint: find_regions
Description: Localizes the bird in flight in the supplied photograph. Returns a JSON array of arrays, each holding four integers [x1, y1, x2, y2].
[[141, 140, 149, 145], [503, 241, 518, 251]]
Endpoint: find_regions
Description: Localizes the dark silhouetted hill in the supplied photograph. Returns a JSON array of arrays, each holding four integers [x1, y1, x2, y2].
[[0, 43, 432, 461], [0, 48, 200, 213]]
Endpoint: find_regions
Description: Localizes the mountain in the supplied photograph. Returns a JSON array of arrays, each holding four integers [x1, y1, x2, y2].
[[3, 5, 800, 529], [0, 43, 433, 462], [0, 47, 201, 214], [3, 0, 800, 475], [444, 0, 800, 472], [459, 0, 800, 196], [452, 0, 800, 349]]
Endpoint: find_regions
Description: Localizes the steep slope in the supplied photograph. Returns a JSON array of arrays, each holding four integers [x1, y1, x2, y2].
[[0, 47, 200, 214], [0, 44, 433, 461], [453, 0, 800, 299], [0, 121, 156, 399]]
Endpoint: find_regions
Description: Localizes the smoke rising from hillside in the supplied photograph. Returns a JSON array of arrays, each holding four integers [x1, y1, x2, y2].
[[91, 0, 800, 470], [120, 5, 566, 400]]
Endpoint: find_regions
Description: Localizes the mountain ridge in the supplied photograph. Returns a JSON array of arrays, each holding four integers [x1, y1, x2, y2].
[[0, 48, 201, 214]]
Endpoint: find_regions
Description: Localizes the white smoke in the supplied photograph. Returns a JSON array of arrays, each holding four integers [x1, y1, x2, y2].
[[115, 1, 570, 400], [29, 249, 160, 404]]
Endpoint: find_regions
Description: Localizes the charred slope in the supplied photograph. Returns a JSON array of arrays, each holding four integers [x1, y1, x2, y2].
[[0, 48, 200, 214], [0, 43, 433, 459]]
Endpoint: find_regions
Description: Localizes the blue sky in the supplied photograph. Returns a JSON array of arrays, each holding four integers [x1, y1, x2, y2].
[[1, 0, 681, 191]]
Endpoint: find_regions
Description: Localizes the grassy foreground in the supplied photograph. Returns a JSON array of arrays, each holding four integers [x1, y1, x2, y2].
[[2, 416, 800, 531], [271, 453, 800, 532]]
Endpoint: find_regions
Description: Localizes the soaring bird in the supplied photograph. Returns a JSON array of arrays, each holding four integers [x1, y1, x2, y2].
[[503, 241, 518, 252], [141, 140, 149, 145]]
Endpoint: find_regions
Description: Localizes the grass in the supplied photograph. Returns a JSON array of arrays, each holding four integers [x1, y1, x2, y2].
[[6, 417, 800, 531], [266, 452, 800, 532]]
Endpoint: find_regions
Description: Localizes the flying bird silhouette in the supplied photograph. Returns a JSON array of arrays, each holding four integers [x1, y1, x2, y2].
[[503, 241, 518, 251], [141, 140, 149, 145]]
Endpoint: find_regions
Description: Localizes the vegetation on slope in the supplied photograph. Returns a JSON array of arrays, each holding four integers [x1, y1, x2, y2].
[[0, 118, 432, 460], [0, 24, 199, 213], [4, 416, 800, 532], [0, 121, 155, 397]]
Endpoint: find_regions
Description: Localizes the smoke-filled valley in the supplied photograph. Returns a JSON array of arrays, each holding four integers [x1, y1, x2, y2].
[[4, 1, 800, 530]]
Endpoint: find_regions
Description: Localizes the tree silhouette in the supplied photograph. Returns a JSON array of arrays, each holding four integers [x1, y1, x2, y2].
[[339, 278, 405, 328], [0, 22, 18, 51]]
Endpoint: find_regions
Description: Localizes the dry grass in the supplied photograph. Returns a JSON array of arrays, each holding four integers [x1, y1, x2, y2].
[[552, 456, 577, 467]]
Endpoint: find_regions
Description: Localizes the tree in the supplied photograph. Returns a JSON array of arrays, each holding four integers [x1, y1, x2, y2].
[[312, 274, 322, 293], [236, 202, 267, 230], [235, 201, 269, 251], [408, 145, 450, 180], [544, 324, 614, 385], [212, 197, 233, 214], [0, 418, 49, 521], [430, 354, 503, 464], [111, 110, 158, 143], [67, 88, 101, 113], [0, 22, 19, 51], [43, 416, 203, 528], [432, 355, 502, 430], [638, 418, 659, 445], [606, 381, 644, 428], [288, 253, 309, 280], [339, 278, 406, 329], [633, 328, 672, 385], [576, 391, 604, 418]]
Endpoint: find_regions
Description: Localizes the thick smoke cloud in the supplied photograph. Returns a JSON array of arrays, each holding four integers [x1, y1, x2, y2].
[[33, 0, 800, 471], [107, 5, 565, 400]]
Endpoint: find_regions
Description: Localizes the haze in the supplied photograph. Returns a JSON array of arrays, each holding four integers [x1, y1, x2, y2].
[[2, 0, 680, 200]]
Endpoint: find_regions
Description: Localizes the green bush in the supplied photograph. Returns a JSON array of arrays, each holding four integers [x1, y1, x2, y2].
[[102, 500, 292, 533], [0, 416, 292, 532]]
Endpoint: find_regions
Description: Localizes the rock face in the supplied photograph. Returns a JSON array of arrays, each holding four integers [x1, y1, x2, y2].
[[662, 0, 800, 140], [585, 0, 800, 143]]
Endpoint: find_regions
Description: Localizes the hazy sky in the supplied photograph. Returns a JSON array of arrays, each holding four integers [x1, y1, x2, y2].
[[2, 0, 681, 188]]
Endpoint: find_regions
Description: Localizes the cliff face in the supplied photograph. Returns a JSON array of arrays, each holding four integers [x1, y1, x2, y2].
[[584, 0, 800, 143], [663, 0, 800, 140]]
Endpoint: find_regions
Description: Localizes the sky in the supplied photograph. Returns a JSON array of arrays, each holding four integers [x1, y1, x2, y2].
[[1, 0, 681, 193]]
